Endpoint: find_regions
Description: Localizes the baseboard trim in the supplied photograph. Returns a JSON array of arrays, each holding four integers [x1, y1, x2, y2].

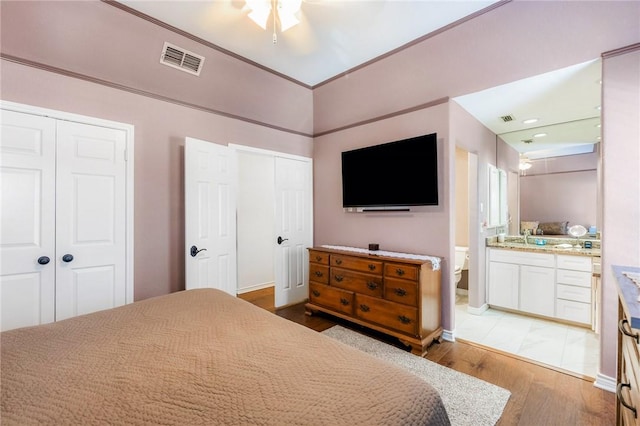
[[594, 372, 616, 393], [467, 303, 489, 315], [237, 282, 275, 294], [442, 329, 455, 342]]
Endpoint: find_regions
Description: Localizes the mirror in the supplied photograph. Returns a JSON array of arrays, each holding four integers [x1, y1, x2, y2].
[[456, 60, 601, 234]]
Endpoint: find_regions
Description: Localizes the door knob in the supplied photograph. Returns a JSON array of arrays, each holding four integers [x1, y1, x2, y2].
[[277, 236, 289, 245], [62, 254, 74, 263], [190, 245, 207, 257], [37, 256, 50, 265]]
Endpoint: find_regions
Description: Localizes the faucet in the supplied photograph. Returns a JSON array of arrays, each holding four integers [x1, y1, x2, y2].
[[523, 229, 530, 245]]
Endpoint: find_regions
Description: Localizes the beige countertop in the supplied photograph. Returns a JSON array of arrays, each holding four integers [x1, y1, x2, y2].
[[487, 237, 601, 257]]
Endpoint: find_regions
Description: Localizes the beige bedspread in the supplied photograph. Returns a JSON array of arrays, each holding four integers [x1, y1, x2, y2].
[[1, 289, 449, 425]]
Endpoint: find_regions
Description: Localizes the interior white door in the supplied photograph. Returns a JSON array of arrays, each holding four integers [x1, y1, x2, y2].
[[55, 121, 128, 320], [185, 137, 237, 295], [0, 111, 57, 331], [274, 156, 312, 308]]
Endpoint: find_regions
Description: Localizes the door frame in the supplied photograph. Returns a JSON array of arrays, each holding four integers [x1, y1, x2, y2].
[[229, 143, 313, 304], [1, 100, 135, 304]]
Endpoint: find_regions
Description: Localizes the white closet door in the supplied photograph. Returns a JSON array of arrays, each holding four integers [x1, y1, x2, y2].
[[0, 111, 56, 331], [184, 137, 237, 296], [274, 156, 312, 308], [55, 121, 127, 320]]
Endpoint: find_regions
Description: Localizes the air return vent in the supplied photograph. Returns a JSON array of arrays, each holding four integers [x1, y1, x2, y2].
[[500, 114, 515, 122], [160, 42, 205, 76]]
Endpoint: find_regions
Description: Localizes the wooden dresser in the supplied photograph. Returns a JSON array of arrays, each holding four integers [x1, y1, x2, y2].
[[616, 265, 640, 425], [306, 246, 442, 356]]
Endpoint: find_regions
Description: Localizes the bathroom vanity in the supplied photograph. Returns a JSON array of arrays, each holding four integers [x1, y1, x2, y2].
[[486, 237, 600, 329]]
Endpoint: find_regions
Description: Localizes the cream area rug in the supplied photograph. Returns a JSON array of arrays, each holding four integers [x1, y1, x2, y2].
[[322, 325, 510, 426]]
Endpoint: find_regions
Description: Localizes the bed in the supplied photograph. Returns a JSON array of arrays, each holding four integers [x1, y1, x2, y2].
[[1, 288, 449, 425]]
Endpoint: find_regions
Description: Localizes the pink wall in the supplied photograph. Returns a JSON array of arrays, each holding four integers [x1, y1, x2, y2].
[[520, 170, 597, 229], [2, 0, 639, 382], [311, 0, 637, 378], [313, 1, 640, 134], [0, 1, 312, 135], [601, 46, 640, 380], [0, 61, 312, 301], [0, 1, 314, 300]]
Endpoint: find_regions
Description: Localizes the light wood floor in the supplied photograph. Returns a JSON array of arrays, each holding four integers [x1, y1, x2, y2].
[[239, 287, 615, 425]]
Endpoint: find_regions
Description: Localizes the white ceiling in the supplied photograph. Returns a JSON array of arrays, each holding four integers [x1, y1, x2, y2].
[[454, 59, 602, 157], [119, 0, 500, 86], [118, 1, 601, 158]]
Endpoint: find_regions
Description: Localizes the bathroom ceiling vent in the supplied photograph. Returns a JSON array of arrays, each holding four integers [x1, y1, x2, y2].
[[500, 114, 515, 122], [522, 139, 534, 144], [160, 42, 205, 76]]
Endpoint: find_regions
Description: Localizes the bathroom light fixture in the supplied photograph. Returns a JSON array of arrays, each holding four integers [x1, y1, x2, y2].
[[245, 0, 302, 43], [522, 118, 538, 124], [519, 154, 532, 171], [533, 133, 547, 138]]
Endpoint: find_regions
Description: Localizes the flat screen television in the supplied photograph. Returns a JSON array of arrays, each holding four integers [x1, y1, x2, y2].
[[341, 133, 438, 208]]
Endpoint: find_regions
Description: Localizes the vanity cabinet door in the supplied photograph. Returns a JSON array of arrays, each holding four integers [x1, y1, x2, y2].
[[520, 265, 555, 317], [488, 262, 519, 310]]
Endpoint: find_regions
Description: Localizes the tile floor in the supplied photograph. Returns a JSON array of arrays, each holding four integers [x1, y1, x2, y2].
[[455, 295, 599, 378]]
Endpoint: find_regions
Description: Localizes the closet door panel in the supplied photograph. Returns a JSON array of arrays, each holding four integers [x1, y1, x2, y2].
[[55, 121, 127, 320], [0, 111, 56, 330]]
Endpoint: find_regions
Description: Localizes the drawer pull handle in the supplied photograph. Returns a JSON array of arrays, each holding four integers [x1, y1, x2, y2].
[[315, 256, 322, 262], [335, 259, 343, 265], [366, 282, 378, 290], [334, 275, 344, 282], [619, 319, 639, 344], [617, 382, 637, 418], [368, 264, 376, 271], [340, 298, 350, 306], [359, 304, 370, 312], [311, 290, 320, 297], [398, 315, 412, 324], [394, 288, 407, 297], [396, 268, 405, 276], [314, 271, 323, 277]]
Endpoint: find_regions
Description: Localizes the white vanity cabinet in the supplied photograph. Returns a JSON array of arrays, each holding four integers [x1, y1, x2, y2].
[[487, 248, 595, 326], [488, 261, 519, 309], [520, 265, 556, 317], [555, 254, 592, 325], [487, 249, 555, 315]]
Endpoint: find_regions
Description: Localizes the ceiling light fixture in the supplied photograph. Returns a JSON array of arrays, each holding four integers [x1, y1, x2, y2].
[[245, 0, 302, 44], [519, 154, 532, 172], [522, 118, 538, 124], [533, 133, 547, 138]]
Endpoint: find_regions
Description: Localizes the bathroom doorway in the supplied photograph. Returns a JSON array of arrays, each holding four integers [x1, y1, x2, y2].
[[454, 146, 471, 303]]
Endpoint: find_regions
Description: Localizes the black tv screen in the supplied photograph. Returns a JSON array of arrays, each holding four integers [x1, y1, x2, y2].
[[341, 133, 438, 208]]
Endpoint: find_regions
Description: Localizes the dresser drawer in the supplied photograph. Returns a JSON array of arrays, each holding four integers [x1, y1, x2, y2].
[[556, 298, 590, 324], [383, 277, 418, 306], [556, 254, 592, 272], [309, 250, 329, 265], [330, 268, 383, 297], [331, 255, 382, 275], [355, 294, 418, 335], [557, 284, 591, 303], [384, 263, 419, 281], [620, 333, 640, 424], [309, 283, 354, 315], [557, 268, 592, 288], [309, 264, 329, 284]]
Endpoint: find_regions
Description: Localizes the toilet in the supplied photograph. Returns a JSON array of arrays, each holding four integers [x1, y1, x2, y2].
[[454, 246, 469, 284]]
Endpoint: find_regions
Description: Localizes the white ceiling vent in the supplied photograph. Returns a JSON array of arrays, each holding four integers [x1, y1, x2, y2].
[[500, 114, 515, 122], [160, 42, 205, 76]]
